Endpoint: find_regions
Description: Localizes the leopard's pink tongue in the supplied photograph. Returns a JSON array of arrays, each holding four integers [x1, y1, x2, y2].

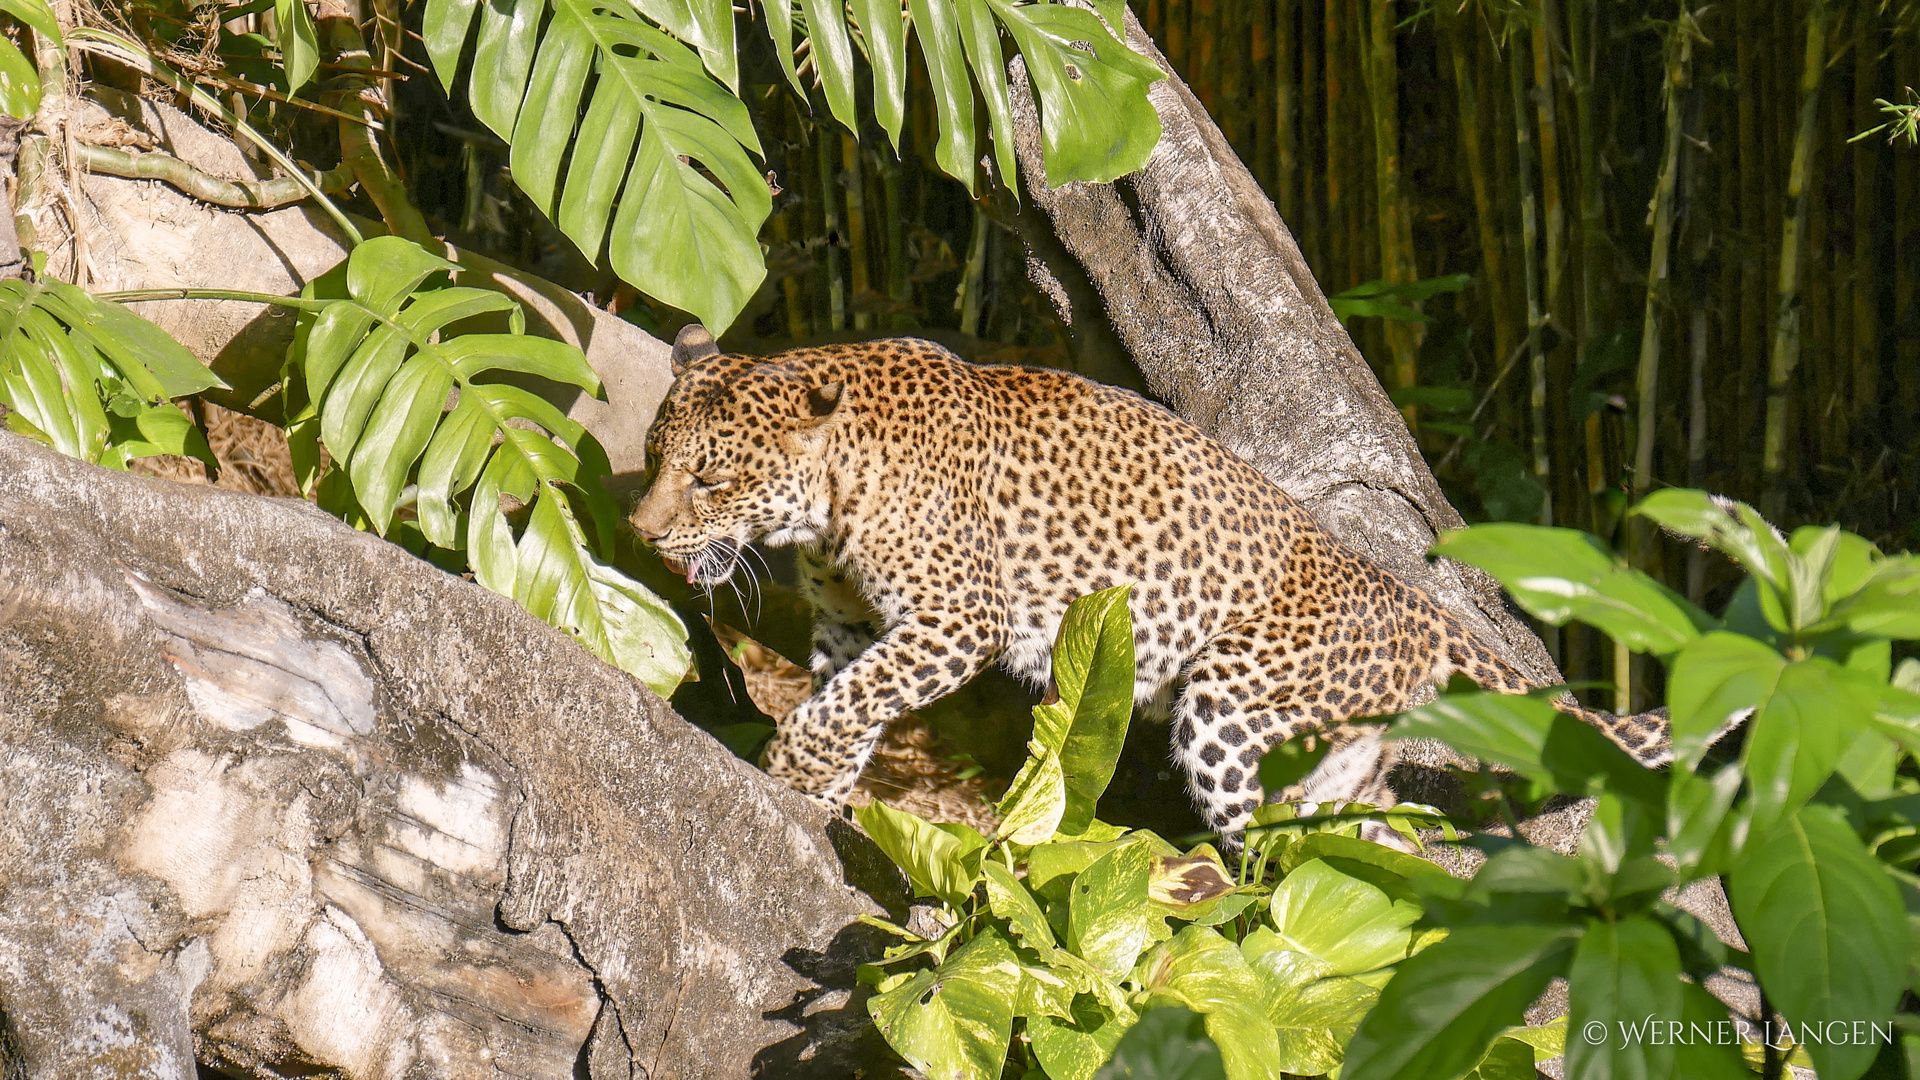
[[683, 554, 702, 584], [660, 553, 688, 576]]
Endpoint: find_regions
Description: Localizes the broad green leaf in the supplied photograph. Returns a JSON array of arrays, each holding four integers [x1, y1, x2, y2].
[[0, 0, 62, 50], [1047, 585, 1135, 835], [797, 0, 857, 131], [982, 860, 1054, 950], [1461, 1037, 1537, 1080], [1828, 557, 1920, 640], [906, 0, 977, 192], [868, 928, 1021, 1080], [851, 0, 907, 149], [1666, 631, 1785, 768], [994, 1, 1165, 187], [854, 798, 981, 907], [1243, 926, 1375, 1074], [1728, 805, 1906, 1080], [1266, 858, 1422, 975], [1070, 841, 1172, 977], [997, 740, 1067, 844], [273, 0, 319, 92], [1384, 688, 1558, 784], [1665, 763, 1745, 879], [1339, 923, 1579, 1080], [35, 282, 223, 398], [1431, 525, 1710, 655], [1092, 1006, 1226, 1080], [759, 0, 803, 95], [348, 352, 455, 532], [1564, 914, 1681, 1080], [1014, 961, 1078, 1021], [1031, 998, 1137, 1080], [1257, 735, 1330, 796], [1631, 489, 1789, 592], [0, 37, 39, 118], [425, 0, 768, 333], [1740, 657, 1877, 834], [1276, 831, 1450, 882], [955, 0, 1017, 193], [103, 403, 217, 473], [584, 554, 693, 698]]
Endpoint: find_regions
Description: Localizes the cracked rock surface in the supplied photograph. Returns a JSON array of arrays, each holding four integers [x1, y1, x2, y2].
[[0, 433, 907, 1078]]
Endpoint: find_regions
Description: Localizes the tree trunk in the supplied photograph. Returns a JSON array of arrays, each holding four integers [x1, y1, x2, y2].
[[0, 434, 908, 1078], [1010, 8, 1560, 690]]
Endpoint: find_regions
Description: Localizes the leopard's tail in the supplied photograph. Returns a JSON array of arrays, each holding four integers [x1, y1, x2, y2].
[[1427, 599, 1676, 768]]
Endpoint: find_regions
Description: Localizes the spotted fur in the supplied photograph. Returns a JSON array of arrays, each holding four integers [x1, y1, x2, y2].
[[631, 331, 1669, 839]]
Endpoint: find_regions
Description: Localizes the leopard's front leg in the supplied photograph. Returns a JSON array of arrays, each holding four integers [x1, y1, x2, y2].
[[761, 609, 1003, 806]]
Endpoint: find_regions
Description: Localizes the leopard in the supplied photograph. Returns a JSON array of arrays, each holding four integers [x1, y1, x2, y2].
[[630, 325, 1670, 841]]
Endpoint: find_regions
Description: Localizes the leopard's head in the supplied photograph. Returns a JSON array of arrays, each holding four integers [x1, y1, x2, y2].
[[630, 326, 846, 586]]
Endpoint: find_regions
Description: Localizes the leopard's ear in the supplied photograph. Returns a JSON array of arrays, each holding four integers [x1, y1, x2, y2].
[[804, 381, 843, 420], [670, 324, 720, 376]]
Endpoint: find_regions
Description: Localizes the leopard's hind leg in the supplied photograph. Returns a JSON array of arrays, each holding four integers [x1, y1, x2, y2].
[[1171, 616, 1421, 845]]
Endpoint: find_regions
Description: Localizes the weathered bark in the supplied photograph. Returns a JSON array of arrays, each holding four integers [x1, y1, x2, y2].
[[0, 434, 907, 1078], [1010, 8, 1560, 689]]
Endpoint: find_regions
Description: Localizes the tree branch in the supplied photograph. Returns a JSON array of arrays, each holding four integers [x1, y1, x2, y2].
[[76, 142, 355, 209]]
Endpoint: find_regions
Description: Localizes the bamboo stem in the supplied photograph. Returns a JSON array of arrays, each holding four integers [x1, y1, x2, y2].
[[1510, 30, 1553, 525], [1274, 0, 1296, 224], [1445, 10, 1518, 380], [816, 112, 844, 332], [958, 203, 987, 337], [842, 134, 871, 331], [1366, 0, 1422, 420], [883, 155, 910, 330], [1762, 0, 1828, 522], [1632, 7, 1693, 495]]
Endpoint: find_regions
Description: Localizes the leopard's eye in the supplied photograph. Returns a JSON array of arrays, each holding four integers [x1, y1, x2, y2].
[[692, 475, 735, 495]]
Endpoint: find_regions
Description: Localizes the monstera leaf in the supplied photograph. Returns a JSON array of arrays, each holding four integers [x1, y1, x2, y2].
[[0, 272, 224, 471], [420, 0, 1164, 334], [0, 0, 59, 117], [287, 236, 691, 697]]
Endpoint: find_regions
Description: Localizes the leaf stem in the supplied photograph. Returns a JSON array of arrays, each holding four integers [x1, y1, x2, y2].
[[91, 287, 328, 310], [68, 28, 365, 245]]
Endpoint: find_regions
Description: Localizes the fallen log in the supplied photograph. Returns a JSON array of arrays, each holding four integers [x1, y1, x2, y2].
[[0, 433, 908, 1078]]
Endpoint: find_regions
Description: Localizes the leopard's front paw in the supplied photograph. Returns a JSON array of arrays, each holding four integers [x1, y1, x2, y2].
[[759, 730, 843, 801]]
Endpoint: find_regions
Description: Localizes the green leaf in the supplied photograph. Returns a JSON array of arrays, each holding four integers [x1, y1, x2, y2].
[[854, 798, 982, 907], [1460, 1037, 1537, 1080], [1828, 557, 1920, 640], [1266, 858, 1423, 975], [869, 927, 1022, 1080], [273, 0, 319, 92], [1276, 831, 1450, 882], [991, 0, 1165, 188], [424, 0, 769, 333], [905, 0, 977, 193], [1666, 632, 1787, 769], [983, 860, 1055, 950], [1092, 1006, 1226, 1080], [0, 37, 39, 118], [1564, 914, 1682, 1080], [1740, 657, 1878, 834], [1031, 998, 1137, 1080], [1728, 805, 1907, 1080], [1339, 923, 1580, 1080], [0, 0, 62, 50], [1070, 841, 1172, 978], [1139, 926, 1282, 1080], [1047, 585, 1135, 835], [850, 0, 907, 150], [1384, 688, 1558, 785], [1431, 525, 1710, 655], [1257, 735, 1330, 795]]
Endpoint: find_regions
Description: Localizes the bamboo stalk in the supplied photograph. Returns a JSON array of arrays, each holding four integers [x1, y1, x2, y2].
[[883, 155, 910, 331], [1167, 0, 1189, 77], [1193, 0, 1218, 118], [1274, 0, 1296, 223], [1533, 0, 1568, 321], [1687, 287, 1709, 602], [1300, 0, 1323, 270], [1850, 13, 1878, 452], [1632, 7, 1694, 496], [958, 204, 988, 337], [816, 112, 845, 332], [1762, 0, 1829, 521], [1899, 21, 1920, 429], [1510, 29, 1553, 525], [1253, 0, 1275, 193], [1735, 0, 1765, 487], [1445, 9, 1519, 385], [1366, 0, 1421, 418], [1326, 0, 1349, 288], [842, 134, 871, 331]]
